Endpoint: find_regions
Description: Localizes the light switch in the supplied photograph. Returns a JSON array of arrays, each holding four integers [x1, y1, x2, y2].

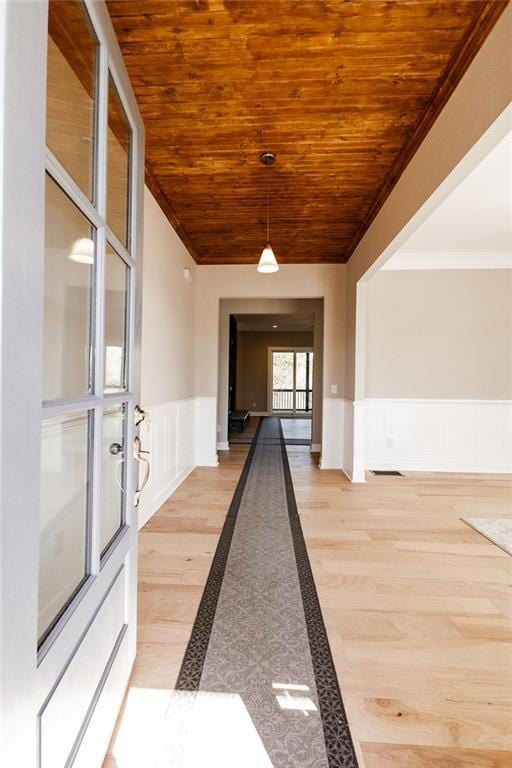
[[330, 384, 338, 395]]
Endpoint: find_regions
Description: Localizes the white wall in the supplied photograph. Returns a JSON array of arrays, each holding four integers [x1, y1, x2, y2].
[[141, 187, 196, 406], [138, 188, 198, 526], [363, 268, 512, 474], [366, 269, 512, 400], [195, 265, 346, 465]]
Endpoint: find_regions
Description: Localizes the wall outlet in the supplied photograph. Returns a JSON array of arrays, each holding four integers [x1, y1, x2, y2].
[[330, 384, 338, 395], [252, 402, 256, 409], [216, 424, 221, 433]]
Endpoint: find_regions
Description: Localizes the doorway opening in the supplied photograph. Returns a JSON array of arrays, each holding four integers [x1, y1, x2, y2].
[[218, 299, 324, 451]]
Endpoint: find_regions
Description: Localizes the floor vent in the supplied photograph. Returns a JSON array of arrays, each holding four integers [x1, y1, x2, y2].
[[370, 470, 404, 477]]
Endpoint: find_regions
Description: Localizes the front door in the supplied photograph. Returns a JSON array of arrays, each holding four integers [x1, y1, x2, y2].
[[0, 2, 145, 766]]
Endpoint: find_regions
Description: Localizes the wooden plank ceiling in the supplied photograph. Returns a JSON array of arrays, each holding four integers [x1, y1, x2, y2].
[[107, 0, 506, 265]]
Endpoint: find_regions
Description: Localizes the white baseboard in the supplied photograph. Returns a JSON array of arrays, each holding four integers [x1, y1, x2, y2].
[[138, 464, 194, 530], [319, 458, 342, 470], [196, 454, 219, 467], [351, 466, 366, 483], [216, 441, 230, 451]]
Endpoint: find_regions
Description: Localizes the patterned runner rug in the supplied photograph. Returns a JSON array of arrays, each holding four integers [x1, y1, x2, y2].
[[169, 417, 358, 767]]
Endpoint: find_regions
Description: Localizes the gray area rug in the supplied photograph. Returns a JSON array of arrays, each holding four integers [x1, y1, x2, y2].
[[462, 517, 512, 556], [173, 417, 358, 767]]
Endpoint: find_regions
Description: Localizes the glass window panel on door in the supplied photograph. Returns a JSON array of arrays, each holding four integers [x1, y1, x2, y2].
[[43, 174, 94, 401], [295, 352, 314, 412], [39, 411, 92, 644], [272, 351, 294, 412], [46, 0, 98, 200], [100, 405, 126, 556], [295, 352, 307, 411], [107, 75, 131, 247], [104, 245, 129, 393]]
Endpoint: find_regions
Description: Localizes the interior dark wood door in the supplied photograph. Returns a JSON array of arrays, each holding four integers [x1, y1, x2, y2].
[[228, 315, 237, 413]]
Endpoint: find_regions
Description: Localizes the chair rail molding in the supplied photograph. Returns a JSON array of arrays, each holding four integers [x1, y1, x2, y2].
[[382, 251, 512, 271]]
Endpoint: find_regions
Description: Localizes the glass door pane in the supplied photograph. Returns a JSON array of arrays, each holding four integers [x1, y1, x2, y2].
[[46, 0, 98, 200], [295, 352, 307, 412], [39, 411, 92, 643], [104, 245, 129, 392], [43, 174, 94, 401], [107, 75, 131, 246], [100, 405, 126, 555], [295, 352, 314, 412], [272, 351, 294, 412]]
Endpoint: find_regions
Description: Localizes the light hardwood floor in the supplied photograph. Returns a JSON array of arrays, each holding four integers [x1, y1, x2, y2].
[[104, 438, 511, 768]]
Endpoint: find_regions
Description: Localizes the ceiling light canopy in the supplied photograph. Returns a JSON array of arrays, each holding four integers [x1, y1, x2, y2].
[[257, 151, 279, 274]]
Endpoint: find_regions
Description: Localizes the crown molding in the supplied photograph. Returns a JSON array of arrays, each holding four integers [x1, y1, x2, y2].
[[382, 251, 512, 271]]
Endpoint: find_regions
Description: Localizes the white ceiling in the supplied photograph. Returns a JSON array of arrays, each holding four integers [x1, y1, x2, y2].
[[385, 130, 512, 269], [234, 313, 314, 332]]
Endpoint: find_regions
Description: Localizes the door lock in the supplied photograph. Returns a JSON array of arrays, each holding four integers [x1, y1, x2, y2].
[[134, 404, 147, 426]]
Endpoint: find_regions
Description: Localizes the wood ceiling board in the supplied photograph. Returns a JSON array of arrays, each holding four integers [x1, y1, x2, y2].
[[107, 0, 508, 265]]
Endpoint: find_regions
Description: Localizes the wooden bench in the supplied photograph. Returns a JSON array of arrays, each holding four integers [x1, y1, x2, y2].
[[228, 409, 250, 433]]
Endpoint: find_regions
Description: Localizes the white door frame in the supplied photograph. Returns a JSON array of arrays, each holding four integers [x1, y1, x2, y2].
[[0, 3, 144, 766], [267, 347, 314, 416]]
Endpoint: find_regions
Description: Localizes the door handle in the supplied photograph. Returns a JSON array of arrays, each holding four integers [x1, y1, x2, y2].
[[133, 436, 150, 507]]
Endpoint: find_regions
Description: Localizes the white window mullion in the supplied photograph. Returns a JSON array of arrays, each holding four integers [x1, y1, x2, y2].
[[89, 38, 109, 577], [292, 352, 297, 414], [106, 229, 136, 269], [89, 405, 102, 575], [96, 40, 109, 223], [44, 148, 103, 230]]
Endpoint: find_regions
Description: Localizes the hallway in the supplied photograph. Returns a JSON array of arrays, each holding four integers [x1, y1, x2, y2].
[[1, 3, 511, 766], [104, 433, 511, 768]]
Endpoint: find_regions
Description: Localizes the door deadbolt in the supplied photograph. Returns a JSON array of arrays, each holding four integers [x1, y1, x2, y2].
[[134, 404, 147, 426]]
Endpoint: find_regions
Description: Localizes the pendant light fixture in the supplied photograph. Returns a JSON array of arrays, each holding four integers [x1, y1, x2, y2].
[[257, 151, 279, 273], [69, 236, 94, 265]]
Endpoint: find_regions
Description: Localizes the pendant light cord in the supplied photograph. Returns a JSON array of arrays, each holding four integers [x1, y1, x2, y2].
[[266, 160, 270, 244]]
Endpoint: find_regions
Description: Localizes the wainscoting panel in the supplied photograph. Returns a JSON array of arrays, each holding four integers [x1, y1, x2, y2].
[[195, 396, 219, 468], [139, 399, 196, 529], [365, 399, 512, 473], [319, 398, 350, 470]]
